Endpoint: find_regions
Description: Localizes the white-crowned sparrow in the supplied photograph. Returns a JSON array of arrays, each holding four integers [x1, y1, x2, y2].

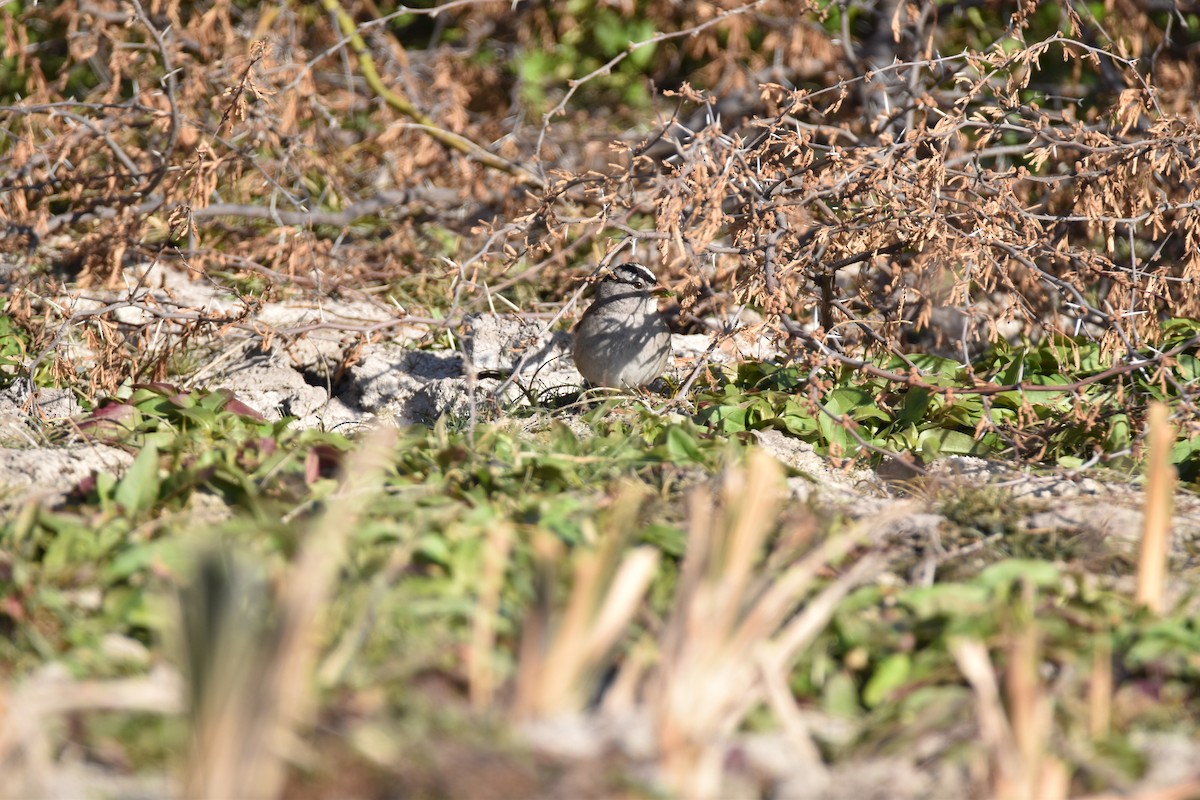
[[571, 262, 672, 388]]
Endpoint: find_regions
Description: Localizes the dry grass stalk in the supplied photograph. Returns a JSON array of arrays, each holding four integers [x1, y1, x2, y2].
[[599, 636, 657, 716], [951, 638, 1023, 792], [512, 483, 660, 718], [1135, 402, 1176, 613], [757, 654, 825, 768], [1088, 634, 1113, 741], [183, 426, 396, 800], [0, 667, 183, 800], [469, 521, 515, 709], [652, 449, 887, 799], [1006, 598, 1067, 800], [951, 591, 1067, 800]]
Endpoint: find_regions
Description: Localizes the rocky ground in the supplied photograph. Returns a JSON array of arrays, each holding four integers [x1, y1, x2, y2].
[[4, 263, 1199, 570]]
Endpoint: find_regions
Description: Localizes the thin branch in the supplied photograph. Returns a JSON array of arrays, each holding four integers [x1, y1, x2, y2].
[[318, 0, 542, 187]]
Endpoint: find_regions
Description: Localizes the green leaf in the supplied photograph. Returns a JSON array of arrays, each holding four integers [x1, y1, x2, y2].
[[993, 352, 1025, 384], [704, 405, 747, 432], [1177, 354, 1199, 382], [415, 533, 452, 567], [104, 539, 174, 583], [884, 424, 920, 451], [850, 403, 892, 425], [917, 428, 989, 458], [992, 390, 1025, 410], [1171, 437, 1200, 466], [863, 653, 912, 708], [745, 397, 777, 427], [1105, 413, 1132, 452], [176, 405, 218, 429], [640, 523, 686, 557], [103, 585, 161, 631], [1162, 318, 1200, 339], [593, 11, 628, 56], [664, 426, 705, 465], [114, 443, 160, 514], [900, 583, 990, 619], [1124, 620, 1200, 670], [627, 31, 656, 69], [977, 559, 1061, 592], [777, 412, 817, 437], [824, 386, 874, 416], [903, 354, 965, 378], [817, 411, 855, 454], [41, 522, 100, 575], [94, 471, 118, 509], [821, 671, 862, 717], [896, 389, 932, 425]]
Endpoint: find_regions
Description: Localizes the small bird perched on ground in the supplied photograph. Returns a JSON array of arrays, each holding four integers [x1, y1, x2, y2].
[[571, 262, 672, 388]]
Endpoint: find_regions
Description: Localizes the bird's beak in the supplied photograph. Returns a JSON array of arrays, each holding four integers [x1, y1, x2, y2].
[[651, 286, 672, 298]]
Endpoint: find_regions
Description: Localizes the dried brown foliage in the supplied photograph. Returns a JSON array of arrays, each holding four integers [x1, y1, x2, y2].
[[1, 1, 1198, 396]]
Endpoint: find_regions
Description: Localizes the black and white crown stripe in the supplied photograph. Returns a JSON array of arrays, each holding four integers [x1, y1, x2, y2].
[[608, 262, 658, 286]]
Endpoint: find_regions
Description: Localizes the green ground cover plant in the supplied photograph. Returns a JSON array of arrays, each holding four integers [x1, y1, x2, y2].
[[698, 319, 1200, 481]]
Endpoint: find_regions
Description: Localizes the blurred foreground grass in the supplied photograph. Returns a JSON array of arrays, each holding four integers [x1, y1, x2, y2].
[[1, 376, 1199, 798]]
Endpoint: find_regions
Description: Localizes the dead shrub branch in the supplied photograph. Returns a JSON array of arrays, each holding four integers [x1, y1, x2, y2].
[[0, 1, 1197, 442]]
